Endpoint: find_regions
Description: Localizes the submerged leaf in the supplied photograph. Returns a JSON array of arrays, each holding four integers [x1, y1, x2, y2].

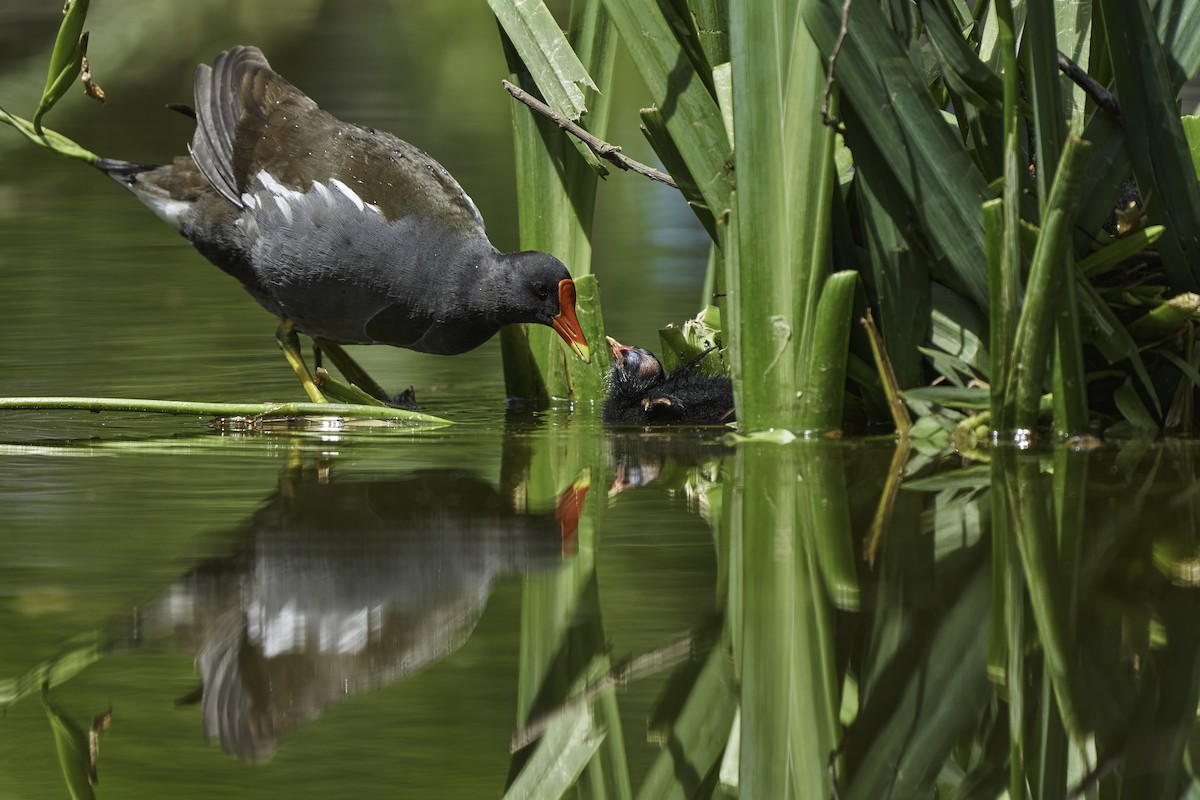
[[42, 684, 95, 800]]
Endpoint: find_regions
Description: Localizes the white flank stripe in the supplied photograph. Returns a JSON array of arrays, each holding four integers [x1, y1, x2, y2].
[[255, 170, 305, 201], [272, 194, 294, 225], [330, 178, 365, 211], [309, 180, 332, 205]]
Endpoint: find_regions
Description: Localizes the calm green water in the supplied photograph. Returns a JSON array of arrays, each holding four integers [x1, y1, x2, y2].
[[2, 4, 1200, 799]]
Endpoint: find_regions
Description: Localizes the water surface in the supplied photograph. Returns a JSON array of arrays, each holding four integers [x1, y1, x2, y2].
[[3, 5, 1200, 799]]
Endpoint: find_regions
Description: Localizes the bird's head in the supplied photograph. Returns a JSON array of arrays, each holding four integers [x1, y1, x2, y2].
[[512, 251, 590, 363]]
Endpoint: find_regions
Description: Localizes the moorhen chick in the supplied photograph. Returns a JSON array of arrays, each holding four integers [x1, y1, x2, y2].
[[602, 336, 735, 425], [94, 46, 589, 403]]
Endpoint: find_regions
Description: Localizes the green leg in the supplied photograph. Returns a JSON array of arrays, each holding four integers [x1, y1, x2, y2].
[[314, 339, 391, 403], [276, 319, 328, 403]]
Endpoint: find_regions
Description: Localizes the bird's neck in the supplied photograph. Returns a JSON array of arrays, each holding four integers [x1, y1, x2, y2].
[[470, 251, 533, 325]]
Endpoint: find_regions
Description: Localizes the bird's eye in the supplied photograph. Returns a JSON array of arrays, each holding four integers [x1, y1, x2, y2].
[[532, 281, 549, 300]]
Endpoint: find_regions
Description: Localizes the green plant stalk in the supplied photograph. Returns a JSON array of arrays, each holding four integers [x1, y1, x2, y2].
[[1127, 293, 1200, 340], [1052, 269, 1088, 436], [1023, 2, 1065, 207], [992, 0, 1023, 434], [996, 452, 1026, 800], [798, 443, 859, 613], [1032, 667, 1068, 800], [700, 243, 722, 312], [841, 560, 993, 799], [33, 0, 90, 134], [984, 199, 1009, 423], [988, 449, 1010, 688], [509, 433, 595, 720], [1078, 226, 1165, 278], [506, 426, 628, 798], [737, 444, 799, 799], [0, 396, 450, 424], [498, 0, 615, 407], [1004, 449, 1084, 738], [786, 17, 837, 425], [1022, 6, 1089, 436], [0, 105, 97, 163], [1031, 446, 1086, 799], [791, 450, 843, 799], [862, 310, 912, 436], [803, 271, 858, 432], [728, 0, 793, 430], [1005, 137, 1093, 431]]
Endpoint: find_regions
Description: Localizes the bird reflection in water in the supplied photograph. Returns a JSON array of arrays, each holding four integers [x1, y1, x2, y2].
[[137, 467, 586, 761]]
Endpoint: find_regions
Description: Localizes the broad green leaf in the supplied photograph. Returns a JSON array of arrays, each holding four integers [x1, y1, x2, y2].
[[857, 152, 930, 389], [1075, 278, 1160, 413], [902, 464, 991, 492], [601, 0, 732, 221], [918, 0, 1003, 111], [804, 0, 993, 309], [1112, 377, 1160, 434], [637, 641, 736, 800], [504, 703, 605, 800], [903, 386, 990, 410], [842, 557, 992, 799], [489, 0, 597, 121], [658, 305, 723, 375], [1055, 0, 1092, 133], [1154, 0, 1200, 90], [930, 283, 990, 380], [1099, 0, 1200, 292]]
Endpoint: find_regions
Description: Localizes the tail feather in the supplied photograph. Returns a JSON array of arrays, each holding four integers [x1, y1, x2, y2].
[[95, 157, 162, 186], [191, 46, 273, 209], [95, 157, 198, 232]]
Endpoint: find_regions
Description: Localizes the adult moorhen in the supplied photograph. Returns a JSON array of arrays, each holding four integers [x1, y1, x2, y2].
[[94, 46, 590, 403], [603, 336, 735, 425]]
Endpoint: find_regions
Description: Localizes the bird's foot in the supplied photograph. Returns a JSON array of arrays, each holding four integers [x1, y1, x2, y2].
[[276, 319, 328, 403], [389, 387, 420, 410]]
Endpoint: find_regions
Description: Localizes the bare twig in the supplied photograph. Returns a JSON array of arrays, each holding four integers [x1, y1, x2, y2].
[[501, 80, 678, 189], [820, 0, 853, 133], [510, 629, 699, 752], [1056, 50, 1120, 117], [860, 309, 911, 437]]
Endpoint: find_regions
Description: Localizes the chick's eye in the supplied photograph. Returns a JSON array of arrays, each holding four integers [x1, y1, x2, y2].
[[532, 281, 549, 300]]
